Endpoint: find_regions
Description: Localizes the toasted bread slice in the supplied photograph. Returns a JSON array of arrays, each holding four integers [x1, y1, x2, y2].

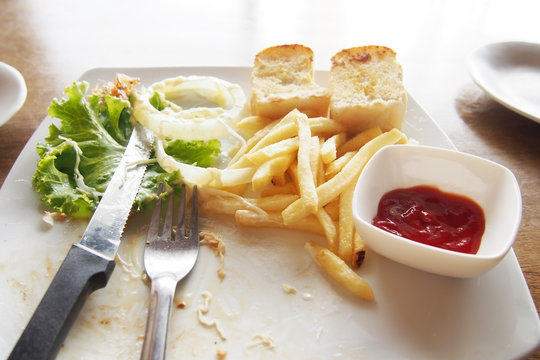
[[329, 46, 407, 133], [251, 44, 330, 119]]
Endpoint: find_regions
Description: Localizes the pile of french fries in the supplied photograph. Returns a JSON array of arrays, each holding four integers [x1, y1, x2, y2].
[[198, 109, 407, 301]]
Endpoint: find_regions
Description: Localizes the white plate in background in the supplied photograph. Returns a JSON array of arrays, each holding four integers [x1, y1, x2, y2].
[[0, 67, 539, 360], [0, 62, 27, 126], [469, 41, 540, 123]]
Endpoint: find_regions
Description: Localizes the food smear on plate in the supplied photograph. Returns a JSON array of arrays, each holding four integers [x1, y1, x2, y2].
[[372, 185, 485, 254]]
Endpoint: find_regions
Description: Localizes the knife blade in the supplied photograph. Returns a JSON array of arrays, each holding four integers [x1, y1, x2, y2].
[[8, 121, 154, 360]]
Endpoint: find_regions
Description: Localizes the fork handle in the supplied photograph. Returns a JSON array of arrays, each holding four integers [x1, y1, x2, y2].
[[140, 276, 178, 360]]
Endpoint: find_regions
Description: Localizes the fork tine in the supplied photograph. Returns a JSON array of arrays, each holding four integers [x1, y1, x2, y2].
[[189, 186, 199, 239], [161, 187, 174, 240], [175, 184, 187, 241], [147, 183, 164, 241]]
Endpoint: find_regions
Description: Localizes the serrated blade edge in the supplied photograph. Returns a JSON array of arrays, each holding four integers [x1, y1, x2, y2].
[[79, 121, 153, 260]]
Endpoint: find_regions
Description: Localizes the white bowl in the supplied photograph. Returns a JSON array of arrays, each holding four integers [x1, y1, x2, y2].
[[352, 144, 522, 278], [0, 62, 27, 126]]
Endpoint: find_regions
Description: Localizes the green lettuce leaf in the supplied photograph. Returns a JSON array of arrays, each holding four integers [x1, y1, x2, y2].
[[33, 81, 221, 217], [33, 142, 95, 217], [165, 139, 221, 168], [33, 81, 132, 216], [149, 91, 168, 111]]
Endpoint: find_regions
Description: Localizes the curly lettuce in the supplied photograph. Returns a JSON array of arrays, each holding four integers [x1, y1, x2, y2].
[[33, 81, 221, 217]]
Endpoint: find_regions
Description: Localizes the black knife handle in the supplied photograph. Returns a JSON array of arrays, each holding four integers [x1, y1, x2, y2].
[[8, 244, 116, 360]]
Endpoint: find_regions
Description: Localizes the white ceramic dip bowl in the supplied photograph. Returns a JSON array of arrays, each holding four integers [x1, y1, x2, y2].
[[0, 62, 27, 126], [352, 144, 522, 278]]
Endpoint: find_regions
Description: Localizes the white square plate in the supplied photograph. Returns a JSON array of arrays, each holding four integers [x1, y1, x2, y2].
[[0, 67, 539, 359]]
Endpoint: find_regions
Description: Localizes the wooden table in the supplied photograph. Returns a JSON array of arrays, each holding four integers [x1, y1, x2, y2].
[[1, 0, 539, 358]]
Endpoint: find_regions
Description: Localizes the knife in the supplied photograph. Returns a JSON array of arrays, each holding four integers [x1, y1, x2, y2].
[[8, 121, 154, 360]]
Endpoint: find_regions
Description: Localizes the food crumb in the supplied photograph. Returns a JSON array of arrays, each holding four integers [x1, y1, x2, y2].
[[200, 230, 227, 281], [92, 73, 139, 99], [248, 334, 275, 349], [197, 291, 226, 340], [282, 284, 297, 294], [216, 348, 228, 359], [42, 211, 67, 227]]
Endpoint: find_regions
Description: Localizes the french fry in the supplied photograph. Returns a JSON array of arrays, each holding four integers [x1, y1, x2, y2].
[[325, 151, 356, 180], [323, 198, 340, 221], [337, 126, 382, 157], [219, 166, 258, 187], [321, 132, 347, 164], [282, 128, 403, 225], [287, 161, 299, 188], [254, 194, 300, 211], [337, 183, 355, 264], [316, 138, 326, 186], [310, 136, 322, 185], [315, 208, 338, 251], [255, 194, 300, 210], [305, 241, 374, 301], [219, 183, 248, 196], [307, 117, 346, 136], [271, 173, 288, 186], [251, 164, 274, 192], [200, 199, 240, 216], [235, 210, 325, 236], [243, 110, 300, 156], [229, 119, 279, 167], [296, 114, 318, 213], [201, 194, 299, 215], [251, 154, 295, 191], [249, 115, 345, 155], [200, 192, 300, 215], [244, 137, 299, 166], [247, 124, 296, 154], [351, 230, 367, 269], [398, 132, 409, 144], [261, 182, 297, 197], [199, 196, 263, 216], [236, 115, 273, 131]]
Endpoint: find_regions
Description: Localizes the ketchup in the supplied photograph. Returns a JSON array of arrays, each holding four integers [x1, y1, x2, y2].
[[372, 185, 485, 254]]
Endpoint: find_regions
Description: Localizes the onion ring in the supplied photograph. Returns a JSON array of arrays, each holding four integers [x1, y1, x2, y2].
[[155, 138, 256, 187], [133, 75, 248, 141]]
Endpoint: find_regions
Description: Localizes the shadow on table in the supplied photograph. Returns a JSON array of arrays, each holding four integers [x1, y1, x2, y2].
[[454, 82, 539, 165]]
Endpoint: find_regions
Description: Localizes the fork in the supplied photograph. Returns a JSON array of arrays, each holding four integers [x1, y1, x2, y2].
[[140, 183, 199, 360]]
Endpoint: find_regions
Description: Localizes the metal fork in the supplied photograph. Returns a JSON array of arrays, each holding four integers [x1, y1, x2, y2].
[[140, 183, 199, 360]]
